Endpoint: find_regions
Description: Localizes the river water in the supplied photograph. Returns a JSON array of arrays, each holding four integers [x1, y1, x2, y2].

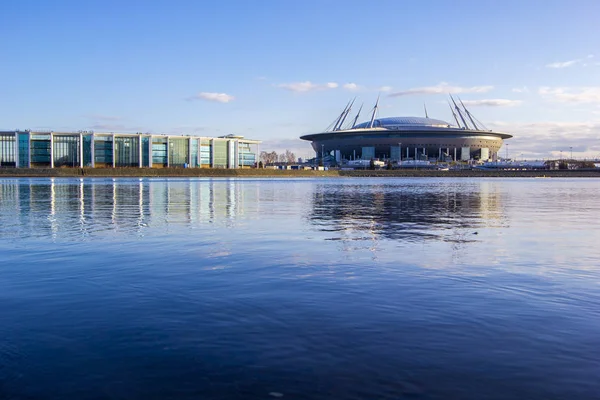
[[1, 177, 599, 399]]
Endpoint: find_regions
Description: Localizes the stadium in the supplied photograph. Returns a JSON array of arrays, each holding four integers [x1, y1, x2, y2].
[[300, 96, 512, 164]]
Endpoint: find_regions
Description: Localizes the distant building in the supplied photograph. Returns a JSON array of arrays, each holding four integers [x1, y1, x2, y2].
[[300, 96, 512, 163], [0, 130, 260, 168]]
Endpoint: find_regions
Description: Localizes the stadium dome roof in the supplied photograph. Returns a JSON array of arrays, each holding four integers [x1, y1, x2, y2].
[[353, 116, 452, 129]]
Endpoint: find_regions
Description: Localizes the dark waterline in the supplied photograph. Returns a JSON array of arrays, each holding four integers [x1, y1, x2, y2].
[[1, 177, 599, 399]]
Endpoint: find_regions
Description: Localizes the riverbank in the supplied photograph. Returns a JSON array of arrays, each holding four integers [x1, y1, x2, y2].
[[1, 167, 600, 178]]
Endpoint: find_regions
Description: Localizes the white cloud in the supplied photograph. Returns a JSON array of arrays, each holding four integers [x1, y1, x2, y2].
[[276, 81, 340, 92], [388, 82, 493, 97], [546, 55, 594, 69], [539, 86, 600, 104], [343, 83, 360, 91], [546, 60, 579, 69], [275, 81, 396, 93], [487, 121, 600, 159], [461, 99, 522, 107], [512, 87, 529, 93], [278, 82, 316, 92], [186, 92, 235, 103]]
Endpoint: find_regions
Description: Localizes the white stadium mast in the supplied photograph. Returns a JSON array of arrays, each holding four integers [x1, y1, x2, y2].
[[450, 94, 469, 129], [369, 94, 380, 128], [459, 97, 480, 131], [336, 97, 355, 131], [329, 94, 487, 132], [331, 100, 352, 131], [351, 103, 364, 129], [448, 100, 462, 128]]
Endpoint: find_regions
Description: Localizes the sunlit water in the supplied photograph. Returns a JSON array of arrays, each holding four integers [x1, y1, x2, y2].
[[1, 177, 599, 400]]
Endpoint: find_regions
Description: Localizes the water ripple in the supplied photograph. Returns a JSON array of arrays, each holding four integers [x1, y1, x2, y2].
[[1, 177, 600, 399]]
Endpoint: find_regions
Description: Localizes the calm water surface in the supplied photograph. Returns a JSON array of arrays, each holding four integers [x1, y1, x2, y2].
[[1, 177, 599, 399]]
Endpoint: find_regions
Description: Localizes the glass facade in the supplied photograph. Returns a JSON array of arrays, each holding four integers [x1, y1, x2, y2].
[[0, 132, 258, 169], [115, 136, 139, 167], [200, 139, 211, 166], [142, 137, 150, 167], [168, 138, 188, 167], [53, 135, 80, 167], [190, 139, 199, 167], [94, 136, 113, 167], [30, 134, 51, 166], [238, 142, 256, 167], [361, 146, 375, 160], [0, 133, 16, 167], [18, 132, 30, 168], [152, 137, 168, 167], [83, 135, 93, 167], [212, 140, 227, 168]]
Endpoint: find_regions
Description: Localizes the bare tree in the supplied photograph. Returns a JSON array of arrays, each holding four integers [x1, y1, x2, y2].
[[260, 151, 279, 165], [285, 149, 296, 164], [278, 153, 287, 163], [259, 151, 269, 163]]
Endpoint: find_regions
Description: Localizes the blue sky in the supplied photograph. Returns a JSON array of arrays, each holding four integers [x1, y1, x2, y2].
[[2, 0, 599, 159]]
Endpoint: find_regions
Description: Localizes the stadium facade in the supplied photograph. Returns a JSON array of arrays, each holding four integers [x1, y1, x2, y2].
[[300, 97, 512, 163], [0, 130, 260, 169]]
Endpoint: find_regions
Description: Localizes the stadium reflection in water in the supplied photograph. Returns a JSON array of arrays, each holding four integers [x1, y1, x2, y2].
[[309, 181, 507, 243]]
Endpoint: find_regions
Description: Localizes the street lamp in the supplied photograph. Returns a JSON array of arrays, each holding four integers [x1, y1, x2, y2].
[[505, 143, 509, 160], [321, 144, 324, 165], [570, 146, 573, 160]]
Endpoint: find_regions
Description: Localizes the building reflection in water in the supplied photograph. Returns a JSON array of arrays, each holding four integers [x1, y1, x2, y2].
[[0, 178, 262, 241], [309, 181, 507, 246], [0, 179, 506, 249]]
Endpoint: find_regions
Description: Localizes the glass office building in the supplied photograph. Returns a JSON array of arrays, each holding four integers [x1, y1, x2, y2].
[[0, 131, 260, 169]]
